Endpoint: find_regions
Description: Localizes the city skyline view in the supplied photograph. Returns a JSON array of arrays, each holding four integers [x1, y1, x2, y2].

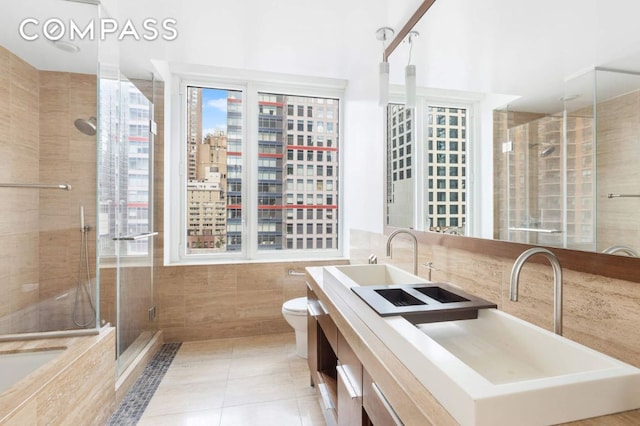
[[186, 87, 340, 253]]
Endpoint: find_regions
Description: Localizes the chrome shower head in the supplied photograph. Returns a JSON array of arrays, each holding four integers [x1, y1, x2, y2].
[[74, 117, 97, 136]]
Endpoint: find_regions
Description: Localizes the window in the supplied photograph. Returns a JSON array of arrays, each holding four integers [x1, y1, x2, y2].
[[172, 84, 341, 263]]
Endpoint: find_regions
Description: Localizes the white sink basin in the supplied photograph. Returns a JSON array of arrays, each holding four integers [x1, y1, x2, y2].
[[323, 264, 640, 426], [325, 264, 427, 286]]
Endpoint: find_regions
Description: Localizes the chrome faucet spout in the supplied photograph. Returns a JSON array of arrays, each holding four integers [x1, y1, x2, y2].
[[602, 245, 639, 257], [509, 247, 563, 335], [386, 229, 418, 275]]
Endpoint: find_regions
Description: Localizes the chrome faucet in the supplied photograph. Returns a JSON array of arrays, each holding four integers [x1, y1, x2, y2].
[[602, 245, 639, 257], [386, 229, 418, 275], [510, 247, 563, 335]]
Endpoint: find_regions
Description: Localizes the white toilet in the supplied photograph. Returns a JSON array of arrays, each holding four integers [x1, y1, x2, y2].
[[282, 297, 308, 358]]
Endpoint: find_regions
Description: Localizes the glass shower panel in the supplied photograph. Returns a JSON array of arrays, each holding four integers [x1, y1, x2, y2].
[[507, 116, 564, 247], [114, 78, 156, 373], [564, 113, 595, 250], [99, 74, 156, 374], [507, 111, 595, 250], [0, 1, 100, 337]]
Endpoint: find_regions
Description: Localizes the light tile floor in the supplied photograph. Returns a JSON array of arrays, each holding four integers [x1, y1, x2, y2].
[[137, 333, 326, 426]]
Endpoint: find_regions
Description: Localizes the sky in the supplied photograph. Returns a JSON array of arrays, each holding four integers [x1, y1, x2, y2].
[[201, 88, 228, 137]]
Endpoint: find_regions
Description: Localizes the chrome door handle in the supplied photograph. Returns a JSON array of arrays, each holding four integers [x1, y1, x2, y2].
[[372, 382, 403, 425], [337, 365, 361, 399]]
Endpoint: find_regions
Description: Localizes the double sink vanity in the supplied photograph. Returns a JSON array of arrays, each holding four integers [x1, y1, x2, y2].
[[306, 264, 640, 425]]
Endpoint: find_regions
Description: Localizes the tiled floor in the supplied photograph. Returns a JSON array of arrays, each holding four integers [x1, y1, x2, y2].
[[137, 333, 326, 426]]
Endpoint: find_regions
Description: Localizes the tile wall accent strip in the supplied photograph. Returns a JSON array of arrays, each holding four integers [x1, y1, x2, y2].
[[107, 343, 182, 426]]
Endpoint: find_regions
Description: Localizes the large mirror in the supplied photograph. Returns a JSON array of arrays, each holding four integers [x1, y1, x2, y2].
[[493, 68, 640, 255], [384, 1, 640, 257]]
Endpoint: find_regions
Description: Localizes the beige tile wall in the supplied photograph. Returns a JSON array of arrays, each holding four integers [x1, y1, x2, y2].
[[596, 90, 640, 252], [156, 260, 346, 342], [0, 46, 40, 331], [38, 71, 97, 331], [350, 229, 640, 369], [0, 45, 98, 334]]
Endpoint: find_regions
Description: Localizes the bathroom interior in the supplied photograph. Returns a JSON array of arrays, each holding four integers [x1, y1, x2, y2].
[[1, 0, 640, 424]]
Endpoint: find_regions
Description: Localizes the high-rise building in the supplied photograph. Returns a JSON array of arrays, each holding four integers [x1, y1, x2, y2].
[[426, 106, 467, 231], [187, 132, 228, 251], [187, 88, 202, 181], [387, 105, 414, 228], [98, 80, 152, 256], [283, 95, 339, 250], [225, 92, 244, 251], [257, 93, 284, 250]]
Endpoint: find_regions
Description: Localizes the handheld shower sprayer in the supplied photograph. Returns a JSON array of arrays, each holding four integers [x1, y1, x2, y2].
[[74, 204, 95, 327]]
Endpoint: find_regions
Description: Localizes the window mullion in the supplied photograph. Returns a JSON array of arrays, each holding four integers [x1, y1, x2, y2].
[[245, 83, 259, 259]]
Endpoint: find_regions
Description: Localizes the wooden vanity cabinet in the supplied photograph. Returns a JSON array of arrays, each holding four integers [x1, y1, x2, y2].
[[307, 284, 338, 425], [363, 369, 403, 426], [308, 281, 403, 426], [337, 332, 364, 426]]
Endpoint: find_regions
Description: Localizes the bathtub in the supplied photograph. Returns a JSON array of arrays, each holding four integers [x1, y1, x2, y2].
[[0, 327, 116, 424], [0, 349, 65, 395]]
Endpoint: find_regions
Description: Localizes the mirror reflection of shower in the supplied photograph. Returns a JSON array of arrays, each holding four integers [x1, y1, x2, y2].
[[529, 142, 557, 158], [73, 205, 96, 327], [74, 116, 97, 136]]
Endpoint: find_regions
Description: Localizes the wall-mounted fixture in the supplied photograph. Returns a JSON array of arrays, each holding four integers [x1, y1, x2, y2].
[[74, 116, 97, 136], [376, 27, 395, 106]]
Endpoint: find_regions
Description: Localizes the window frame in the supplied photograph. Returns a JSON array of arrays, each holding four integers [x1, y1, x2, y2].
[[166, 68, 346, 265]]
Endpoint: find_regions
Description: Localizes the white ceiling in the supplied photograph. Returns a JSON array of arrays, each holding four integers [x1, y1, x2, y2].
[[2, 0, 640, 112]]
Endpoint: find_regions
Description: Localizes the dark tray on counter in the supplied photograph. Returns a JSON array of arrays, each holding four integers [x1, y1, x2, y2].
[[351, 282, 497, 324]]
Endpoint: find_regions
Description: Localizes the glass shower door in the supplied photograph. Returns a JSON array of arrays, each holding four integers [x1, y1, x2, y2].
[[115, 78, 156, 373], [100, 75, 157, 374], [506, 112, 594, 250], [507, 116, 564, 247]]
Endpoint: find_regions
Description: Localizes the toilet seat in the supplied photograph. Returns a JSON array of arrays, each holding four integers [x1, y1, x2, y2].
[[283, 297, 307, 315]]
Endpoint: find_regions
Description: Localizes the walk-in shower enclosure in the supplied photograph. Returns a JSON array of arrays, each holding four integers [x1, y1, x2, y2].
[[0, 1, 157, 376]]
